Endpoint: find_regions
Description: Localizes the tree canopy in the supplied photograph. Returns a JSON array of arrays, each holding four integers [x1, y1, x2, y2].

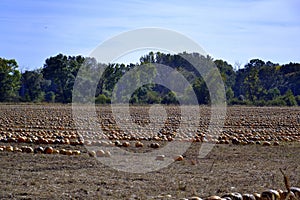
[[0, 58, 21, 102], [0, 53, 299, 106]]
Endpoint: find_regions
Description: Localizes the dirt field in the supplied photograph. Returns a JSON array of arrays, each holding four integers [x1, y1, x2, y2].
[[0, 105, 299, 199]]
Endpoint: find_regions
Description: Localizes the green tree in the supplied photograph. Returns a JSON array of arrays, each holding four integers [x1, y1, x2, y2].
[[280, 63, 300, 96], [73, 58, 104, 104], [45, 91, 55, 103], [192, 78, 210, 104], [20, 70, 45, 102], [214, 59, 236, 89], [266, 88, 280, 100], [243, 68, 261, 101], [95, 94, 110, 104], [0, 58, 21, 102], [161, 91, 178, 104], [245, 59, 265, 68], [42, 54, 85, 103], [283, 89, 297, 106], [295, 95, 300, 106], [145, 89, 161, 104], [226, 87, 234, 101], [99, 63, 132, 100]]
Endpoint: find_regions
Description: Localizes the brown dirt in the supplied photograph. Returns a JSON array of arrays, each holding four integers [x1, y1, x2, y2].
[[0, 142, 299, 199], [0, 105, 299, 199]]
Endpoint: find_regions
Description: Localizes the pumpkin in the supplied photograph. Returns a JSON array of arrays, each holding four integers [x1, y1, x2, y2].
[[174, 155, 184, 161], [59, 149, 67, 155], [189, 197, 202, 200], [65, 150, 73, 156], [44, 146, 54, 154], [205, 196, 222, 200], [22, 146, 34, 153], [114, 141, 122, 147], [52, 149, 60, 154], [96, 150, 106, 157], [150, 143, 160, 148], [261, 190, 280, 200], [291, 187, 300, 199], [135, 141, 144, 148], [122, 141, 130, 147], [262, 141, 271, 146], [242, 194, 256, 200], [105, 150, 111, 157], [253, 193, 261, 200], [88, 150, 96, 157], [13, 147, 22, 153], [72, 150, 81, 155], [222, 193, 243, 200], [34, 146, 44, 154]]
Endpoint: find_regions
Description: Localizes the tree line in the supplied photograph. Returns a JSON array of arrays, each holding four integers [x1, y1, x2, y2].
[[0, 52, 299, 106]]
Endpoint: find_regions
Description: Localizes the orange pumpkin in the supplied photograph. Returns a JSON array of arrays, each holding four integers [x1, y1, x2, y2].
[[44, 146, 54, 154]]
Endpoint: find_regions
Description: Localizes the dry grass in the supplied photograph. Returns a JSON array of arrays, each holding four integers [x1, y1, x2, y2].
[[0, 105, 299, 199], [0, 142, 299, 199]]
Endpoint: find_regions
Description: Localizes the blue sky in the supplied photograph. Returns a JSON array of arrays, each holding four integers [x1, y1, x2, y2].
[[1, 0, 299, 70]]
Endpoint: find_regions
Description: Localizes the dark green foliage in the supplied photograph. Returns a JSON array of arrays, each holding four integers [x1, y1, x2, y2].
[[41, 54, 85, 103], [232, 59, 300, 106], [95, 94, 111, 104], [267, 98, 287, 106], [214, 59, 236, 89], [0, 58, 21, 102], [283, 89, 297, 106], [226, 88, 234, 101], [266, 88, 281, 101], [161, 91, 179, 105], [45, 91, 55, 103], [0, 52, 299, 106], [129, 85, 163, 104], [20, 70, 47, 102], [192, 78, 210, 104], [295, 95, 300, 106]]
